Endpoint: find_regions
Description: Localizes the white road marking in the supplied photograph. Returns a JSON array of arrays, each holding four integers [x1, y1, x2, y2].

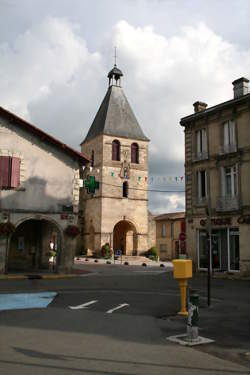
[[69, 300, 98, 310], [106, 303, 129, 314]]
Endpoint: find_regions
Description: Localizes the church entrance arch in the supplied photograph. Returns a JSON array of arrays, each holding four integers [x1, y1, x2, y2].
[[8, 218, 62, 272], [113, 220, 137, 256]]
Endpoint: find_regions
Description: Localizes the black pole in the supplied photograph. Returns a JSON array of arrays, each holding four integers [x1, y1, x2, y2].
[[207, 233, 211, 306]]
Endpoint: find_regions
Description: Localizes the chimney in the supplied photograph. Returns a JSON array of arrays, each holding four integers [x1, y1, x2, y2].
[[232, 77, 249, 98], [193, 101, 207, 113]]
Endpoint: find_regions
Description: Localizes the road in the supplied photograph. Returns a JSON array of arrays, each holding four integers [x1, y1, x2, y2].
[[0, 263, 250, 375]]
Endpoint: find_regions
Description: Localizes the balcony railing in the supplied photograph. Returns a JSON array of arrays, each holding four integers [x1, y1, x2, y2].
[[192, 151, 208, 162], [219, 143, 237, 154], [216, 196, 239, 212]]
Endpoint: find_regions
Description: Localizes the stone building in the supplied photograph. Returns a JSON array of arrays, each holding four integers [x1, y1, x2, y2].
[[154, 212, 185, 260], [0, 106, 88, 273], [80, 65, 149, 255], [180, 77, 250, 275]]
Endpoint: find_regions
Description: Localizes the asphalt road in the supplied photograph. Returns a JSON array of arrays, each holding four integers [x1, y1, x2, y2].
[[0, 264, 250, 375]]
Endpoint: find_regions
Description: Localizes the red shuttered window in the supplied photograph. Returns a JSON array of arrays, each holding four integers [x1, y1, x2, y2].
[[0, 156, 20, 189]]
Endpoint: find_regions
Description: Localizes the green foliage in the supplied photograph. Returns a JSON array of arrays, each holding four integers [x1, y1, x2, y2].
[[101, 243, 112, 259], [146, 246, 159, 261]]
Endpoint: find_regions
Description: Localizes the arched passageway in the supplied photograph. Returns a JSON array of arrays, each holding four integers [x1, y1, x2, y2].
[[8, 219, 61, 272], [113, 220, 137, 256]]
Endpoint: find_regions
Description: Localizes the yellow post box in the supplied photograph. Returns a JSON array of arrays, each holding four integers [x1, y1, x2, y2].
[[172, 259, 192, 316]]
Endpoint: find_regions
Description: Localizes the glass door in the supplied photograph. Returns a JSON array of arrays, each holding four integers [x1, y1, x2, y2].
[[211, 231, 221, 270], [229, 228, 240, 271]]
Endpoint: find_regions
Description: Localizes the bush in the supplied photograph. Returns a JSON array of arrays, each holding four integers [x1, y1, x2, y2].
[[146, 247, 159, 261], [101, 243, 112, 259]]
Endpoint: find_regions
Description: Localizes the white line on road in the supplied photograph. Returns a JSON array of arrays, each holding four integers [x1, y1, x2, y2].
[[106, 303, 129, 314], [69, 300, 98, 310]]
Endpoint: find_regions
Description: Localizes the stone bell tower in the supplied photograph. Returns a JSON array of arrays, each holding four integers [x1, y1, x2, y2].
[[80, 64, 149, 256]]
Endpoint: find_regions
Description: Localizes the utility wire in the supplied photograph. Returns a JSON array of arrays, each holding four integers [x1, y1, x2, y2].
[[100, 181, 185, 193]]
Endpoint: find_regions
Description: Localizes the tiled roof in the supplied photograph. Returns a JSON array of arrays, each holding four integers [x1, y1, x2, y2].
[[0, 106, 89, 164], [154, 211, 185, 221]]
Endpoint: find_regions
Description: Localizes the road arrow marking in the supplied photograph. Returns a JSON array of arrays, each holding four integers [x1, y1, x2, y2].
[[69, 300, 98, 310], [106, 303, 129, 314]]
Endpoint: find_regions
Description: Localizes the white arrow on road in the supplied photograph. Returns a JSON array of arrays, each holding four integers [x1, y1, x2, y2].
[[106, 303, 129, 314], [69, 300, 98, 310]]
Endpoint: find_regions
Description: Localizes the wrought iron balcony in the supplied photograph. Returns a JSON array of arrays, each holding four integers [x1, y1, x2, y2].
[[192, 151, 208, 162], [216, 195, 239, 212], [219, 143, 237, 154]]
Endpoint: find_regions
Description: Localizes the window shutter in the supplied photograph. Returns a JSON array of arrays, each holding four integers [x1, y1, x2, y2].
[[11, 157, 21, 188], [202, 129, 207, 152], [0, 156, 11, 188], [224, 122, 229, 145], [220, 167, 225, 196], [196, 131, 201, 153], [229, 121, 235, 145]]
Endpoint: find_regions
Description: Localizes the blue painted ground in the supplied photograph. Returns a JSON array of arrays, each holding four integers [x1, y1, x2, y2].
[[0, 292, 57, 311]]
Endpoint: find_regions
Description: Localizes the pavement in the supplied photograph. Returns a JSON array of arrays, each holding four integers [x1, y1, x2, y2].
[[0, 262, 249, 374]]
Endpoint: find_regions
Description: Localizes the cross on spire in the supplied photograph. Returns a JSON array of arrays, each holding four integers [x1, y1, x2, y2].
[[114, 46, 117, 67]]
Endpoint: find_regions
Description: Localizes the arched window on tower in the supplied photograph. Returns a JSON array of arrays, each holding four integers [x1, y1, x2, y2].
[[112, 140, 120, 161], [123, 181, 128, 198], [131, 143, 139, 164], [91, 150, 94, 167]]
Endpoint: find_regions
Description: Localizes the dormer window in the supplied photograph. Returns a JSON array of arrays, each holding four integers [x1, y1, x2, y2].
[[131, 143, 139, 164], [112, 140, 120, 161]]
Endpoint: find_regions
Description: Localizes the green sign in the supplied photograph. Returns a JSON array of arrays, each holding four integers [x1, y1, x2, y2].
[[84, 175, 99, 194]]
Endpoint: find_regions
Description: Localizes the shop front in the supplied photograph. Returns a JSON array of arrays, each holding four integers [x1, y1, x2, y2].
[[197, 227, 240, 272]]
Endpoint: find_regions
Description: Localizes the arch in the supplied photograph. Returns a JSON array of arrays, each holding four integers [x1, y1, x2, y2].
[[113, 220, 137, 256], [112, 139, 120, 161], [7, 216, 63, 273], [122, 181, 128, 198], [131, 143, 139, 164]]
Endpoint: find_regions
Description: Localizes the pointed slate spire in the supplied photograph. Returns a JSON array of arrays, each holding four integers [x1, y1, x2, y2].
[[81, 65, 149, 144]]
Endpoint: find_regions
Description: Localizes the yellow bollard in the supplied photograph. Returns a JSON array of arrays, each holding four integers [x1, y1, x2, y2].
[[172, 259, 192, 317]]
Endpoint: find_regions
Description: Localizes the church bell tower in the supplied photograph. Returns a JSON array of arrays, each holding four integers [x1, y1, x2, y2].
[[81, 63, 149, 256]]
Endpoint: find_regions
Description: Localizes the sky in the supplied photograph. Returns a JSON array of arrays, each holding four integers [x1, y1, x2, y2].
[[1, 0, 250, 214]]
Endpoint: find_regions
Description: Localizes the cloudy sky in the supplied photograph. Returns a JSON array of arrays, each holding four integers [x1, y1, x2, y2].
[[1, 0, 250, 213]]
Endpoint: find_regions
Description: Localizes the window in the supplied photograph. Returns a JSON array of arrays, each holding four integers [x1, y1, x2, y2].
[[196, 128, 207, 158], [197, 170, 207, 200], [221, 165, 238, 197], [91, 150, 94, 167], [131, 143, 139, 164], [162, 223, 166, 237], [122, 181, 128, 198], [0, 156, 20, 189], [112, 140, 120, 161], [223, 120, 236, 152]]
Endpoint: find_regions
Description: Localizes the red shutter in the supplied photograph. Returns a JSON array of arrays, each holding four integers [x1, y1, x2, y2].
[[0, 156, 11, 188], [181, 220, 186, 233], [11, 157, 21, 188]]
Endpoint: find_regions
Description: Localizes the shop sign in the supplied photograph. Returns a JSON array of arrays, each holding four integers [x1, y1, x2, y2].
[[200, 217, 232, 226], [238, 215, 250, 224]]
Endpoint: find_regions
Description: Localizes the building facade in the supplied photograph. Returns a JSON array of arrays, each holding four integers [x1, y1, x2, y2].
[[80, 65, 149, 255], [0, 107, 88, 273], [154, 212, 186, 260], [181, 77, 250, 275]]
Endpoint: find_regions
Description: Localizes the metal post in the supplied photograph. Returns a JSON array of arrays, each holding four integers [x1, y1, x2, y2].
[[207, 169, 212, 306]]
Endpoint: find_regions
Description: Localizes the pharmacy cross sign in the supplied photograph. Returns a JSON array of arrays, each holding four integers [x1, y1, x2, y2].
[[84, 175, 99, 194]]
